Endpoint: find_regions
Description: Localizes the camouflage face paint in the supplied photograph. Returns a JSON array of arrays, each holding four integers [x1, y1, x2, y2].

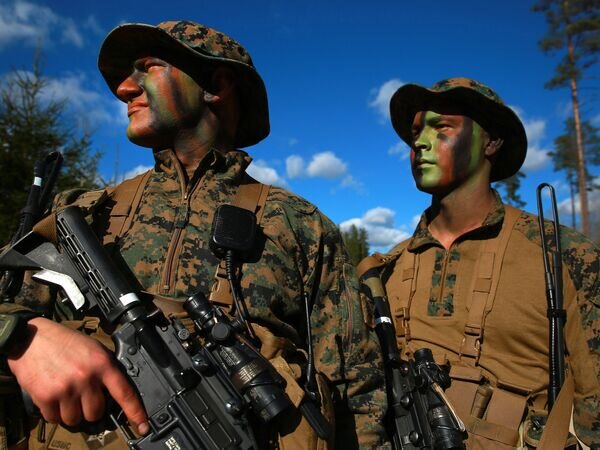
[[119, 57, 205, 148], [410, 110, 487, 194]]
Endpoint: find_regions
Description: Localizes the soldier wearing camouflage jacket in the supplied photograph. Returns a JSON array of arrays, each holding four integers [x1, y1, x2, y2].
[[0, 20, 388, 449], [366, 78, 599, 449]]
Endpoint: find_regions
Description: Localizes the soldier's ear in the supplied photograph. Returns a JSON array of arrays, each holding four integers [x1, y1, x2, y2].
[[203, 67, 235, 104], [484, 134, 504, 158]]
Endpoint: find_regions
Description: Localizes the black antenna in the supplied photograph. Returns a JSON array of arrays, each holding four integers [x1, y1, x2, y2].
[[536, 182, 566, 410], [0, 152, 63, 300]]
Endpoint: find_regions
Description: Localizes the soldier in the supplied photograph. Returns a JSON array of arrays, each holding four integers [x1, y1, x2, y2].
[[361, 78, 599, 449], [0, 21, 388, 449]]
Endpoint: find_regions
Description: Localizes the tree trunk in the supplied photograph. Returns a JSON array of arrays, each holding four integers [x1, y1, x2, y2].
[[570, 178, 576, 229], [565, 0, 590, 236]]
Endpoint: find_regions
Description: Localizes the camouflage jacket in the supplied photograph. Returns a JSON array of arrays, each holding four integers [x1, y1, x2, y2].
[[2, 149, 389, 449], [379, 191, 599, 447]]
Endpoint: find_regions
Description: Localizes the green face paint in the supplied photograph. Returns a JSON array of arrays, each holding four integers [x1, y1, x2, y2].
[[118, 57, 205, 149], [410, 110, 487, 194]]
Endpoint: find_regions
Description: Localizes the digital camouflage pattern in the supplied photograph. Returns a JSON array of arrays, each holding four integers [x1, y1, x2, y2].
[[2, 149, 389, 449], [98, 20, 269, 148], [381, 191, 599, 447], [389, 77, 527, 182], [427, 78, 504, 102]]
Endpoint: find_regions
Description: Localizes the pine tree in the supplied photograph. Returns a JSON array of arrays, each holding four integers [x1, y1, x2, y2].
[[495, 171, 526, 208], [533, 0, 599, 236], [549, 117, 600, 228], [342, 224, 370, 266], [0, 55, 101, 244]]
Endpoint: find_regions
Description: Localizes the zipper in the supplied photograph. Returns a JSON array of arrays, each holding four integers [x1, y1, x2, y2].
[[160, 166, 200, 294]]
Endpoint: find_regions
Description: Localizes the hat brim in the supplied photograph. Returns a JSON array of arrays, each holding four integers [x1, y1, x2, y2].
[[98, 23, 269, 148], [390, 84, 527, 181]]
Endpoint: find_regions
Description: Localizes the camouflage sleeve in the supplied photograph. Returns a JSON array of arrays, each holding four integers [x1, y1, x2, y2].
[[307, 215, 390, 449], [560, 226, 600, 446]]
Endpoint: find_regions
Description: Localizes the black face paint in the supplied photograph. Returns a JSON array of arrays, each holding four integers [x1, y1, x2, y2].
[[451, 117, 473, 181]]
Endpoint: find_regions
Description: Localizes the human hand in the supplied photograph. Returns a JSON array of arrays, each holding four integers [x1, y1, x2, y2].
[[7, 317, 149, 434]]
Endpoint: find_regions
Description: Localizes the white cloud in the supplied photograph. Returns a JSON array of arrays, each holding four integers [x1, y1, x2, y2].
[[246, 160, 287, 187], [286, 154, 305, 179], [510, 106, 551, 171], [340, 207, 412, 252], [61, 18, 84, 48], [288, 137, 299, 146], [0, 0, 94, 49], [306, 151, 347, 179], [557, 177, 600, 216], [121, 165, 153, 182], [1, 70, 128, 127], [522, 144, 551, 170], [369, 78, 405, 122], [340, 175, 364, 191], [286, 151, 361, 190], [410, 214, 422, 229], [591, 113, 600, 128], [388, 141, 410, 159]]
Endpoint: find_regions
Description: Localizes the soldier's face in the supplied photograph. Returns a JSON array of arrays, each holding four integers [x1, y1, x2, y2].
[[410, 110, 487, 194], [116, 56, 205, 148]]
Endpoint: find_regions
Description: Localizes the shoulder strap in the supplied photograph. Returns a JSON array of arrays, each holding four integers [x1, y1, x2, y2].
[[232, 178, 271, 224], [356, 253, 392, 279], [104, 170, 152, 244], [358, 246, 417, 351], [457, 205, 521, 366], [536, 372, 574, 450], [208, 177, 271, 310]]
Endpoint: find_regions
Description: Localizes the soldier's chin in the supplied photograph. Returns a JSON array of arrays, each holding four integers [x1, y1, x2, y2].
[[414, 182, 450, 196], [126, 130, 167, 149]]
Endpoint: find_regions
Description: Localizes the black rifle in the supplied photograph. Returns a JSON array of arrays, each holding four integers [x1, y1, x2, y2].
[[535, 183, 566, 411], [0, 206, 299, 449], [0, 151, 62, 300], [360, 268, 466, 450]]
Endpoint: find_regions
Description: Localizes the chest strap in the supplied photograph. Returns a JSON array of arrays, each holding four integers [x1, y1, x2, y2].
[[208, 178, 271, 310], [103, 170, 152, 245], [457, 205, 521, 366]]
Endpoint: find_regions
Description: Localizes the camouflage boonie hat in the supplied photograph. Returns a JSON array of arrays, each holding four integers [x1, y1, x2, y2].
[[98, 20, 269, 148], [390, 77, 527, 181]]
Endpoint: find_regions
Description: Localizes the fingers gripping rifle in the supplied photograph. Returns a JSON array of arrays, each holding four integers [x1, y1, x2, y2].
[[536, 183, 567, 411], [0, 152, 63, 300], [0, 206, 299, 449], [360, 267, 466, 450]]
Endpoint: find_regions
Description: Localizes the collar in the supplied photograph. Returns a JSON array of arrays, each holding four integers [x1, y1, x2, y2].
[[152, 148, 253, 183], [408, 189, 506, 251]]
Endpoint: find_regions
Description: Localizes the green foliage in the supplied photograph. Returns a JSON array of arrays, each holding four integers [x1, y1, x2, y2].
[[0, 55, 102, 245], [550, 117, 600, 185], [550, 118, 599, 228], [533, 0, 599, 89], [342, 224, 369, 267], [494, 171, 526, 208]]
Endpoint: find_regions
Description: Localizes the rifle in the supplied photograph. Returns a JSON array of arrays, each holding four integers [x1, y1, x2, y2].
[[360, 268, 466, 450], [0, 206, 299, 449], [535, 183, 566, 411]]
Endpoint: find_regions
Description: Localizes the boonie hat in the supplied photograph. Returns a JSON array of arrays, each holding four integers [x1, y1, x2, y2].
[[390, 77, 527, 181], [98, 20, 269, 148]]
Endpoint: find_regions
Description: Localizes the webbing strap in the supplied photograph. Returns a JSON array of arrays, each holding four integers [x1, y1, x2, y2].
[[537, 372, 574, 450], [458, 205, 521, 364], [382, 247, 417, 350], [104, 170, 152, 244], [208, 179, 271, 309]]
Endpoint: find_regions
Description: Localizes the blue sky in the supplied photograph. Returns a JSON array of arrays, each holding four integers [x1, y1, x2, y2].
[[0, 0, 598, 251]]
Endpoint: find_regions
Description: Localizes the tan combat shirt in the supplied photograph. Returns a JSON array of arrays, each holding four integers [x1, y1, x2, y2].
[[381, 192, 599, 447]]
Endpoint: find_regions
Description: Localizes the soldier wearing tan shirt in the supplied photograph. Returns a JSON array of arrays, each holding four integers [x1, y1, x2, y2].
[[365, 78, 599, 449]]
